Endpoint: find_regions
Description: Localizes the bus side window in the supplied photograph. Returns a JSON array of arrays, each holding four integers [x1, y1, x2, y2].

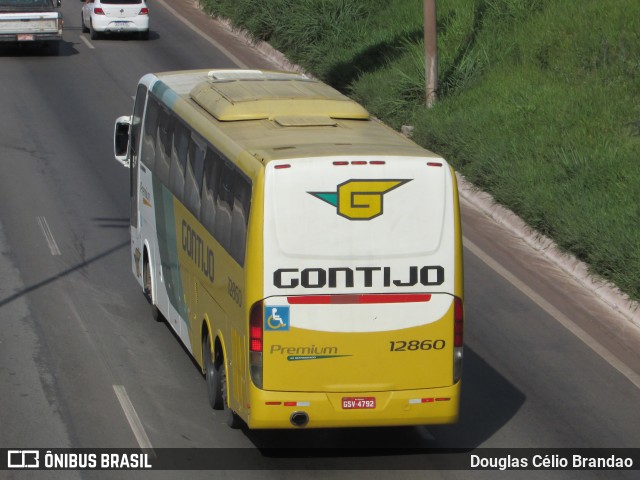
[[155, 108, 172, 187], [201, 147, 223, 236], [184, 135, 205, 219], [230, 173, 251, 265], [214, 162, 234, 253], [169, 120, 188, 204], [141, 96, 159, 171], [130, 84, 147, 163]]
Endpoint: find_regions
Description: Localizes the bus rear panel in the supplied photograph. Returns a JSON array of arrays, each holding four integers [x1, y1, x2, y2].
[[248, 156, 463, 428]]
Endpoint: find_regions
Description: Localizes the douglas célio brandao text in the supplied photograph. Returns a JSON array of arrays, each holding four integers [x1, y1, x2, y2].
[[470, 453, 634, 470]]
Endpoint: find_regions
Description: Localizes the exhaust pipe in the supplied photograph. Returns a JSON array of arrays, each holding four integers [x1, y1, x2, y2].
[[290, 411, 309, 427]]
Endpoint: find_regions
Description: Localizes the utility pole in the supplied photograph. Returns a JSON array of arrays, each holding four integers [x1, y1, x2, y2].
[[424, 0, 438, 107]]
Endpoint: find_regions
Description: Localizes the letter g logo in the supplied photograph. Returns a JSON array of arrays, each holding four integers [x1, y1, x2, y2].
[[309, 179, 410, 220]]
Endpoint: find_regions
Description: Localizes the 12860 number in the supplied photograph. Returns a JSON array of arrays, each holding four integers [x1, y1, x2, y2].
[[389, 339, 446, 351]]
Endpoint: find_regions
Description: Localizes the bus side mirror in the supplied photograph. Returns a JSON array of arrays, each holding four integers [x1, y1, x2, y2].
[[114, 115, 131, 168]]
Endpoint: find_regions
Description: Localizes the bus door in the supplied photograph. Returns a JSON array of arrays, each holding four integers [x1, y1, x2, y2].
[[128, 84, 149, 283]]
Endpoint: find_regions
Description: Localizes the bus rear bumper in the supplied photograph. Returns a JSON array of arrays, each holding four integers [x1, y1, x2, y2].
[[245, 382, 460, 429]]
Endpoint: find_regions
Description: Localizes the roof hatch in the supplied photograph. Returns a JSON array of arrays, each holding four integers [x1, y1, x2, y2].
[[189, 70, 370, 122]]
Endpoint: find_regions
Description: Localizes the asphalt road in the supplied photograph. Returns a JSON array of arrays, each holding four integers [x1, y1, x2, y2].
[[0, 1, 639, 479]]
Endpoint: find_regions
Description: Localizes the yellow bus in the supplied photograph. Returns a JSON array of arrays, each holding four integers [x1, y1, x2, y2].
[[114, 69, 464, 429]]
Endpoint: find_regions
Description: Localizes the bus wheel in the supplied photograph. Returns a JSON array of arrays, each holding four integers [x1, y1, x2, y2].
[[143, 256, 161, 322], [203, 334, 223, 410], [221, 358, 242, 429]]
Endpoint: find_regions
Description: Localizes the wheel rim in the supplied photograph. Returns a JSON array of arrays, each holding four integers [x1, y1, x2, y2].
[[204, 338, 214, 388]]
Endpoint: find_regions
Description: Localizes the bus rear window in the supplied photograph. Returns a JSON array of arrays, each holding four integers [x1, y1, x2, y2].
[[265, 157, 449, 259]]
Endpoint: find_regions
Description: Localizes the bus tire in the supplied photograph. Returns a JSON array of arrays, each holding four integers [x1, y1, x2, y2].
[[225, 406, 242, 429], [143, 255, 161, 322], [221, 358, 242, 429], [203, 334, 223, 410]]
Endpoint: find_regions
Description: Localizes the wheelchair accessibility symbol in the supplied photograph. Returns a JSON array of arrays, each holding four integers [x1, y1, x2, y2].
[[265, 306, 290, 331]]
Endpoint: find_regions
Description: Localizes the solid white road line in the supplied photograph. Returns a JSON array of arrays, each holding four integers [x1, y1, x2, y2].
[[113, 385, 155, 452], [154, 0, 248, 68], [79, 35, 95, 50], [464, 236, 640, 390], [37, 216, 61, 256]]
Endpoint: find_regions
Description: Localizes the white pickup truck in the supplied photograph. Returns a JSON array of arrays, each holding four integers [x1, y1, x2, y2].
[[0, 0, 63, 54]]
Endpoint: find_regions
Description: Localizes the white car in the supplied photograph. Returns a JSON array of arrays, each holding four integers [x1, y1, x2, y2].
[[81, 0, 149, 40]]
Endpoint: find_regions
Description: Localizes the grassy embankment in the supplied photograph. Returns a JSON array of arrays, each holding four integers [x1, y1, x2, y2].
[[198, 0, 640, 301]]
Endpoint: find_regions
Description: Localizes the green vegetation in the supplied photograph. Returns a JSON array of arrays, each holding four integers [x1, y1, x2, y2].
[[198, 0, 640, 301]]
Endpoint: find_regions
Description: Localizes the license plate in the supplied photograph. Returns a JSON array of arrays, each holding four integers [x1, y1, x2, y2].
[[17, 34, 34, 41], [342, 397, 376, 409], [114, 22, 129, 27]]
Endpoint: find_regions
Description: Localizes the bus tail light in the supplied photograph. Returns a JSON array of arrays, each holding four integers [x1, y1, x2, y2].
[[453, 296, 463, 383], [249, 301, 263, 389]]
